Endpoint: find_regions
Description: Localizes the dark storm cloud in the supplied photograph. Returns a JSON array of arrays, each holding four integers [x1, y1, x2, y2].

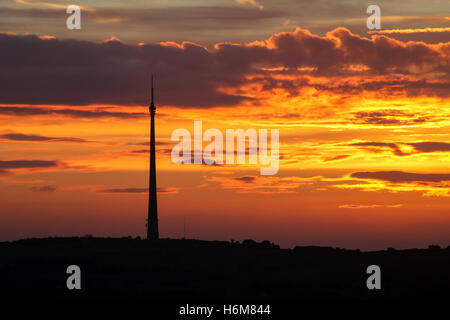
[[0, 33, 250, 107], [0, 133, 88, 143], [351, 171, 450, 183], [0, 106, 145, 118], [0, 28, 448, 106]]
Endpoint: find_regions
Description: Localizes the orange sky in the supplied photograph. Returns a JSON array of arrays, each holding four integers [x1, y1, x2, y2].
[[1, 88, 449, 249]]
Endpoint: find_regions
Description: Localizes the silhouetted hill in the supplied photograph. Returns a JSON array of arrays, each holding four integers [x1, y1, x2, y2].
[[1, 237, 449, 301]]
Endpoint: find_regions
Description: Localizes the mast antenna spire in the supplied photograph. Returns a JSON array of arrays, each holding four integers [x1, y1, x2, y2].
[[147, 73, 159, 239]]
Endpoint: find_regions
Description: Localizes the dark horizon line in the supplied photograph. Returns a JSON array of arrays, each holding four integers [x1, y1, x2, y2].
[[1, 235, 448, 253]]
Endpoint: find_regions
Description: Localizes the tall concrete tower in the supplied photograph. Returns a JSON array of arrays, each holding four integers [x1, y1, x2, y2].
[[147, 75, 159, 239]]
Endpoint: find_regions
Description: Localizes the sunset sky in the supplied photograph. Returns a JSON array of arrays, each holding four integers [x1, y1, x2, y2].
[[0, 0, 449, 250]]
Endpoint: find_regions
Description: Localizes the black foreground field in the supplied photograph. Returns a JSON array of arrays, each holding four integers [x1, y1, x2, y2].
[[0, 237, 449, 301]]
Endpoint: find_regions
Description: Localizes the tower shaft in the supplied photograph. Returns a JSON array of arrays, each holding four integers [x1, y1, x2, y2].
[[147, 76, 159, 239]]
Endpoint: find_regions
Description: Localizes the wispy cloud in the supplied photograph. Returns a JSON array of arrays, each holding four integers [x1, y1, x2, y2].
[[235, 0, 264, 10], [349, 141, 450, 156], [322, 155, 350, 162], [30, 184, 56, 192], [332, 171, 450, 197], [0, 160, 93, 175], [205, 175, 306, 194], [368, 27, 450, 34], [350, 171, 450, 183], [97, 187, 179, 194], [14, 0, 93, 12], [0, 160, 58, 170], [338, 204, 403, 209], [0, 133, 89, 143], [0, 106, 145, 119]]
